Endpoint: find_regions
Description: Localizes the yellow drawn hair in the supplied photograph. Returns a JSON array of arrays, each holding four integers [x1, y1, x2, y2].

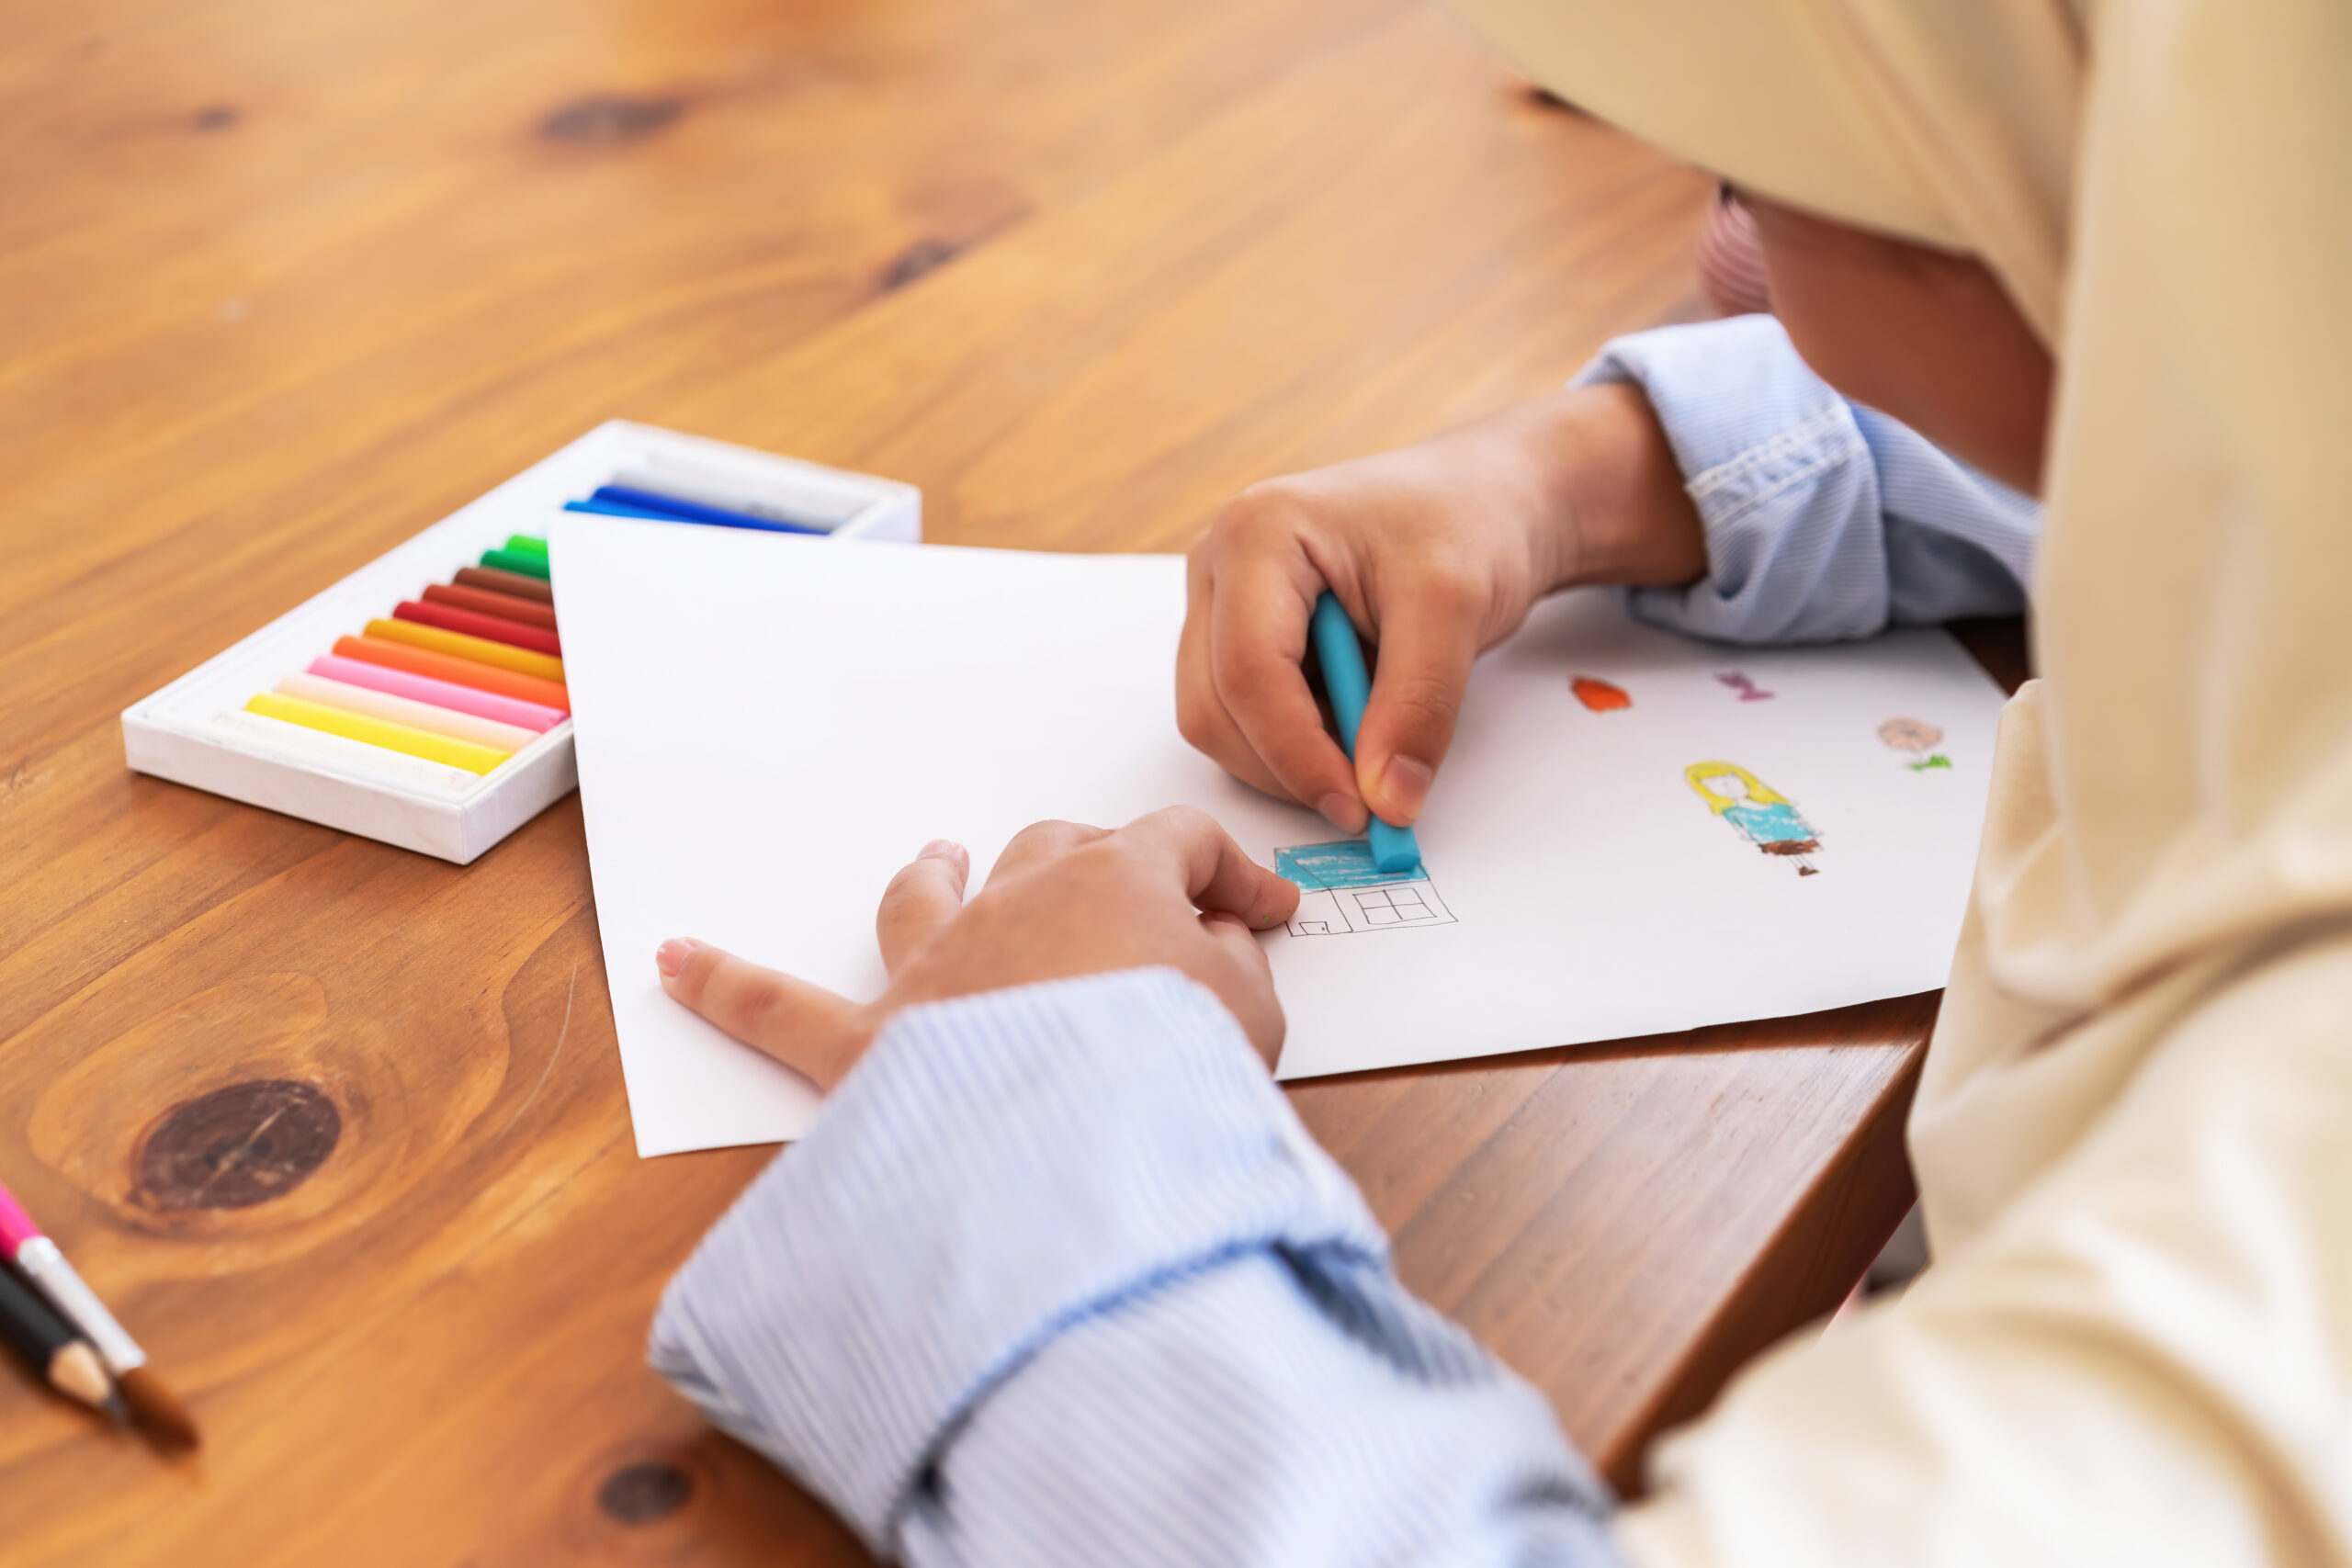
[[1685, 761, 1790, 815]]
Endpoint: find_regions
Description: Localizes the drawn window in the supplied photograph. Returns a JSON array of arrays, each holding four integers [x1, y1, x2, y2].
[[1353, 886, 1437, 925]]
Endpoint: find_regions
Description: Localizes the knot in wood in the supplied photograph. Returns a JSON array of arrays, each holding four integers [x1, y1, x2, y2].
[[136, 1079, 341, 1211], [537, 94, 685, 146], [597, 1461, 693, 1525], [880, 237, 963, 291]]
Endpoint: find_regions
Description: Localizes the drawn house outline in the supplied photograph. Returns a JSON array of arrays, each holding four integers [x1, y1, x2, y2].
[[1273, 840, 1459, 937]]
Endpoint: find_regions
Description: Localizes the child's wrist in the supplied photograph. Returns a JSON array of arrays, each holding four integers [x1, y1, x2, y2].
[[1538, 383, 1706, 592], [1445, 391, 1591, 596]]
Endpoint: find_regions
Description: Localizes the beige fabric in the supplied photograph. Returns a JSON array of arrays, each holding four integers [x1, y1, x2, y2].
[[1442, 0, 2352, 1560]]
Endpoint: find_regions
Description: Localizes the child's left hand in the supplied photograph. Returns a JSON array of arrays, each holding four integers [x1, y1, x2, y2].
[[653, 807, 1302, 1090]]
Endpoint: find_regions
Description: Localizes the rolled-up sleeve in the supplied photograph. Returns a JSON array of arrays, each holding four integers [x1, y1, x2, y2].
[[650, 967, 1620, 1566], [1575, 314, 2039, 645]]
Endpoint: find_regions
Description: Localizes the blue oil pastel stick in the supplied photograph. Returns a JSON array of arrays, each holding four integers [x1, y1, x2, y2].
[[563, 498, 686, 522], [1307, 592, 1422, 874], [592, 484, 829, 537]]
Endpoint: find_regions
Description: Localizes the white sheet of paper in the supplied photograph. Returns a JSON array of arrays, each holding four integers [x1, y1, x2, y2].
[[552, 518, 2009, 1156]]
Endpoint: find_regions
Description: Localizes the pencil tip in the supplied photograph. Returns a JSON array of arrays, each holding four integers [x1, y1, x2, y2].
[[49, 1340, 117, 1413], [119, 1366, 201, 1452]]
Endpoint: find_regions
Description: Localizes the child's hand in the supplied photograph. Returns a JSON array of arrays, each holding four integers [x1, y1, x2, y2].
[[654, 807, 1301, 1089], [1177, 383, 1705, 831]]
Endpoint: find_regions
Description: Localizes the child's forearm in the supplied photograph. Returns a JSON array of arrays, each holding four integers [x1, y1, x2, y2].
[[1488, 380, 1709, 593]]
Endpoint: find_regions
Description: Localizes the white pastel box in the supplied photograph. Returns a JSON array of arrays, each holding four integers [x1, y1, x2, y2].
[[122, 421, 921, 863]]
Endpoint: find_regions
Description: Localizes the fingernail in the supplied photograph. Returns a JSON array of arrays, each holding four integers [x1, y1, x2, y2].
[[1377, 755, 1434, 820], [919, 838, 967, 866], [1316, 792, 1366, 832], [655, 938, 699, 980]]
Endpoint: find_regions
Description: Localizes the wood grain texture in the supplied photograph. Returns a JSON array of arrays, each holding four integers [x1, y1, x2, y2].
[[0, 0, 2002, 1560]]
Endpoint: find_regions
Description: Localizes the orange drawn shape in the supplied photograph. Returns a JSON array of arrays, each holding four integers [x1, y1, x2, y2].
[[1571, 676, 1632, 712]]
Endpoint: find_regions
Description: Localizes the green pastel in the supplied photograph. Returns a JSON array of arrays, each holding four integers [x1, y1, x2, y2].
[[481, 547, 550, 579]]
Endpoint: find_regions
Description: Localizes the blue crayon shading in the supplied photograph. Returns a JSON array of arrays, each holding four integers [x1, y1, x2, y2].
[[1275, 839, 1429, 892], [1308, 592, 1422, 874]]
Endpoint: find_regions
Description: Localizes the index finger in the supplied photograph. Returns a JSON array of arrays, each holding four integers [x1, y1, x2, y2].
[[1120, 806, 1299, 931], [1176, 552, 1291, 804], [656, 938, 870, 1091], [1206, 559, 1367, 833]]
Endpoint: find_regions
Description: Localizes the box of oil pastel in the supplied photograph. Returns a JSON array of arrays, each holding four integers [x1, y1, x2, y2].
[[121, 422, 921, 863]]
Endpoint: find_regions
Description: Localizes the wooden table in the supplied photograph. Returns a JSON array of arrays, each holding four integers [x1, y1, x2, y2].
[[0, 1, 2019, 1559]]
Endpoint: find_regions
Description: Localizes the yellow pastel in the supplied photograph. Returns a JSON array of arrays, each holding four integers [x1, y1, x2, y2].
[[246, 692, 508, 774]]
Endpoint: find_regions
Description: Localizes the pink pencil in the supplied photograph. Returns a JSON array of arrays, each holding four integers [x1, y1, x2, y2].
[[0, 1180, 197, 1451], [308, 654, 566, 732]]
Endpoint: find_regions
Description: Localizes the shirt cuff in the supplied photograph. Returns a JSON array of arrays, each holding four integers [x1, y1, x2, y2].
[[1575, 314, 1893, 644], [648, 966, 1386, 1556]]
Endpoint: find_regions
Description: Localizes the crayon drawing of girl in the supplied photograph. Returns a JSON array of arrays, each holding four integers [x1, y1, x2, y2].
[[1686, 761, 1822, 875]]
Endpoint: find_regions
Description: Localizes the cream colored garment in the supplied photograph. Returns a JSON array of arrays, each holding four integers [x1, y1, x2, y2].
[[1442, 0, 2352, 1561]]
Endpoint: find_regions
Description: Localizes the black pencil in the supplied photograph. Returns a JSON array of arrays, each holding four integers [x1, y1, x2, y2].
[[0, 1265, 124, 1423]]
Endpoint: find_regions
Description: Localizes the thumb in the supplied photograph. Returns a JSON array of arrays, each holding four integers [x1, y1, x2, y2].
[[1197, 911, 1286, 1068], [656, 938, 871, 1092], [876, 839, 971, 976], [1353, 591, 1480, 826]]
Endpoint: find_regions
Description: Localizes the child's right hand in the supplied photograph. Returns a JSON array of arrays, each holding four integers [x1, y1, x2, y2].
[[1176, 383, 1707, 831]]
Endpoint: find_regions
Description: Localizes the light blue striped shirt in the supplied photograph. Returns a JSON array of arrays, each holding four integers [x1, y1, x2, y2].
[[650, 317, 2041, 1564]]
